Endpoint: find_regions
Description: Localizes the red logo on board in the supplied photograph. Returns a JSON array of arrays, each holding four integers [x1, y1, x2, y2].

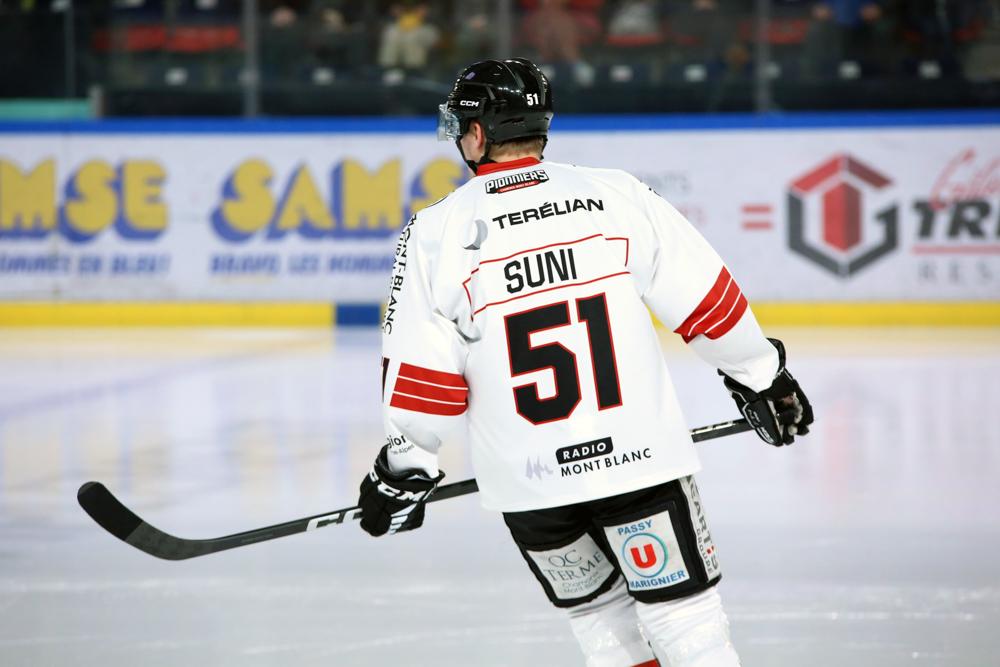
[[787, 154, 899, 277]]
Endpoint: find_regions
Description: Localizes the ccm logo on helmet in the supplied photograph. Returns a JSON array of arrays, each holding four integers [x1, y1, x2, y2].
[[460, 99, 479, 108]]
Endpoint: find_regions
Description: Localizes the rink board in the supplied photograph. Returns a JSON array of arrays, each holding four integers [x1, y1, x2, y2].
[[0, 111, 997, 325], [1, 301, 1000, 327]]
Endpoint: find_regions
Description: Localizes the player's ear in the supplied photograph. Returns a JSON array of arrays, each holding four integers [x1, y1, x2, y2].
[[471, 120, 486, 150]]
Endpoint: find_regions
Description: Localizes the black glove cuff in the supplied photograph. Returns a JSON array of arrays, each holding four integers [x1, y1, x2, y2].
[[766, 337, 787, 369], [373, 445, 444, 489], [721, 338, 794, 400]]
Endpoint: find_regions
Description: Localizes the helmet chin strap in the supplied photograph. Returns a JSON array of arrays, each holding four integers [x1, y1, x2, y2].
[[457, 135, 548, 174], [456, 138, 495, 175]]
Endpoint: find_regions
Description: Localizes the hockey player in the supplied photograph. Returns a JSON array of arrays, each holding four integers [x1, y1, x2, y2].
[[358, 58, 813, 667]]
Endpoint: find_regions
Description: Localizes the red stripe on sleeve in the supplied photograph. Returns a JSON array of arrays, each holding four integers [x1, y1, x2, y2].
[[675, 267, 747, 343], [676, 267, 731, 339], [389, 392, 467, 416], [704, 293, 747, 340], [397, 363, 467, 388], [393, 377, 468, 404]]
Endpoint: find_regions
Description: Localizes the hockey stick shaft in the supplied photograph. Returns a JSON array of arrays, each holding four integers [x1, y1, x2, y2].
[[429, 417, 752, 503], [78, 417, 750, 561]]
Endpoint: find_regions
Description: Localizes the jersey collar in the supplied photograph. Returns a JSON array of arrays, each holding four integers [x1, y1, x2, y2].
[[475, 157, 542, 176]]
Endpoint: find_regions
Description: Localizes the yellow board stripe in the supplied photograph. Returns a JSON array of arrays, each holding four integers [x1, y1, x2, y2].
[[0, 303, 334, 327], [750, 302, 1000, 327], [0, 302, 997, 327]]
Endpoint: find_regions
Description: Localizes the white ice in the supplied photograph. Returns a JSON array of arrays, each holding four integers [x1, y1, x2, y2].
[[1, 326, 998, 666]]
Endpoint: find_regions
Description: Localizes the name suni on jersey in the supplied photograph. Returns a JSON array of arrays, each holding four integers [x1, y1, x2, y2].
[[380, 158, 777, 512]]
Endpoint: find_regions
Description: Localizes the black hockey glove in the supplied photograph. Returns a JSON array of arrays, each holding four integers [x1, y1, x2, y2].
[[720, 338, 814, 446], [358, 445, 444, 537]]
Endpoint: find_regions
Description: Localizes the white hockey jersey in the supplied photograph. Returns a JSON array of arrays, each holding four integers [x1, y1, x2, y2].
[[380, 157, 778, 512]]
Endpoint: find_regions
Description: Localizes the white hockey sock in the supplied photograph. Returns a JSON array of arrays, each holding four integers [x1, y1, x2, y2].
[[634, 588, 740, 667], [566, 577, 658, 667]]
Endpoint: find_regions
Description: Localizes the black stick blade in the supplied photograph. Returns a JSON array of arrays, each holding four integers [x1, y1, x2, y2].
[[78, 481, 143, 542], [78, 481, 216, 560]]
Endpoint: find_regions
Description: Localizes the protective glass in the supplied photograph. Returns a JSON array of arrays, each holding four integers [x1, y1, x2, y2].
[[437, 104, 461, 141]]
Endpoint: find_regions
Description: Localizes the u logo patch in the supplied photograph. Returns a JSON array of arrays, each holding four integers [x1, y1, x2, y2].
[[605, 510, 689, 592]]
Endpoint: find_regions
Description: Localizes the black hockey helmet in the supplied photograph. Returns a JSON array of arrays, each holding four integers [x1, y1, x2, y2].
[[438, 58, 553, 173]]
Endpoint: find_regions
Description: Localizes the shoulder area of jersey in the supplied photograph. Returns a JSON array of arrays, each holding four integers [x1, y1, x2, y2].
[[403, 178, 464, 227], [408, 158, 548, 221], [532, 161, 650, 200], [551, 162, 643, 185], [408, 160, 643, 226], [464, 159, 640, 192]]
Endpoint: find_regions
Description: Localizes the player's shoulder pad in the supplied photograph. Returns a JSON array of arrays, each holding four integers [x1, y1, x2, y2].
[[413, 178, 486, 239], [402, 183, 487, 269], [547, 161, 639, 184], [405, 186, 458, 236], [546, 162, 648, 199]]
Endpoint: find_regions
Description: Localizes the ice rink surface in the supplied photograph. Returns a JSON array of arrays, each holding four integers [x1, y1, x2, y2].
[[1, 325, 998, 667]]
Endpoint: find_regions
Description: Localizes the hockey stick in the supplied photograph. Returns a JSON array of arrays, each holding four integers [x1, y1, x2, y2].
[[77, 417, 751, 561]]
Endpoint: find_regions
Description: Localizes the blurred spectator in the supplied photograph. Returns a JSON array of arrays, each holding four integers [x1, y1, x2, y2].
[[813, 0, 883, 26], [109, 0, 167, 19], [260, 0, 308, 20], [521, 0, 601, 64], [607, 0, 661, 43], [961, 0, 1000, 79], [307, 0, 366, 73], [377, 1, 440, 73], [0, 0, 71, 96], [899, 0, 989, 75], [269, 3, 297, 28], [452, 0, 494, 65], [261, 1, 305, 81], [4, 0, 1000, 112], [668, 0, 745, 71], [176, 0, 240, 21], [802, 0, 893, 74]]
